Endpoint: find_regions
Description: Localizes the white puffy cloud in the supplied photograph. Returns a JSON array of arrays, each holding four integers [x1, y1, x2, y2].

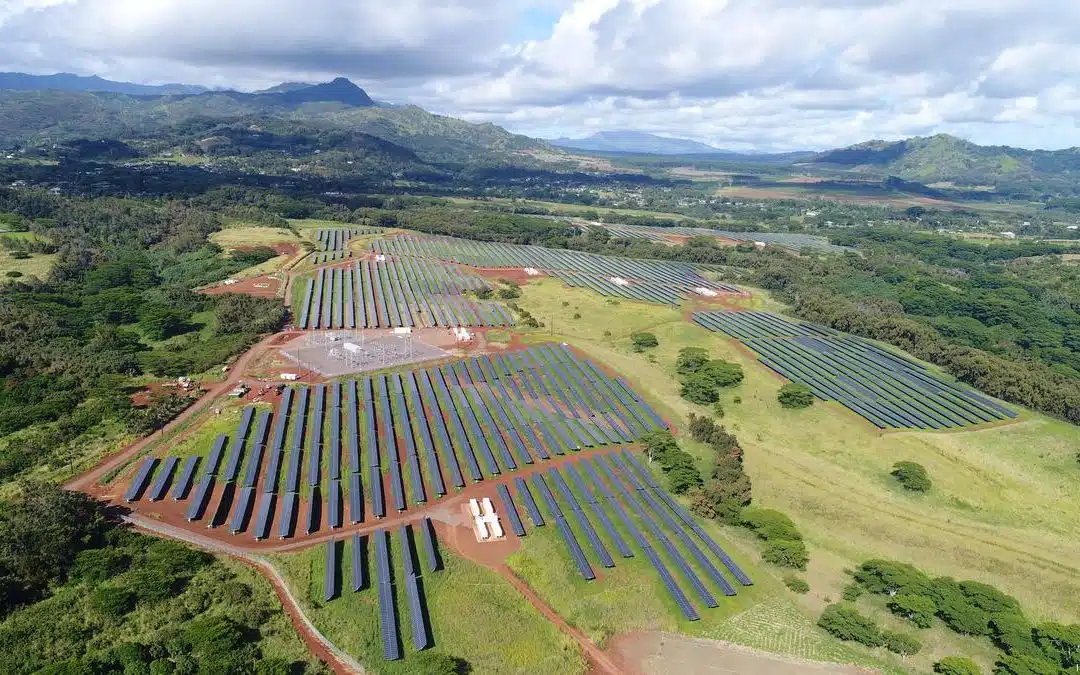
[[2, 0, 1080, 150]]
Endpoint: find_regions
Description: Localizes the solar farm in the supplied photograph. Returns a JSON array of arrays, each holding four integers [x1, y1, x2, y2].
[[309, 227, 380, 264], [121, 341, 759, 661], [581, 222, 853, 254], [124, 344, 669, 535], [373, 235, 741, 305], [295, 258, 514, 329], [694, 310, 1016, 429]]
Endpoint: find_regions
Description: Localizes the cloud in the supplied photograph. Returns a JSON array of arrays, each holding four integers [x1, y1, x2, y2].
[[1, 0, 1080, 150]]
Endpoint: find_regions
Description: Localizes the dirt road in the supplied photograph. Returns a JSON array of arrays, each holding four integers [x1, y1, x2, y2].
[[126, 514, 365, 675], [65, 332, 281, 493]]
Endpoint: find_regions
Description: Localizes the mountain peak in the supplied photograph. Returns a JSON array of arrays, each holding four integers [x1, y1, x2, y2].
[[551, 130, 725, 155], [266, 77, 374, 107]]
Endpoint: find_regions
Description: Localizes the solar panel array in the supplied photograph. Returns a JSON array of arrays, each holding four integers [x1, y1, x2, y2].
[[296, 258, 513, 329], [375, 234, 735, 306], [374, 529, 402, 660], [309, 227, 380, 265], [694, 310, 1016, 429], [123, 345, 667, 549], [581, 222, 853, 254]]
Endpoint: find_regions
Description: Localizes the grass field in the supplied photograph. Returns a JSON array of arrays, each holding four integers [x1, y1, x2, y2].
[[270, 538, 586, 674], [211, 224, 301, 247], [0, 250, 57, 278], [512, 277, 1080, 671], [444, 196, 695, 222]]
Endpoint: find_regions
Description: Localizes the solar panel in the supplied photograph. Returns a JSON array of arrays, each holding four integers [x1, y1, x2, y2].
[[277, 492, 297, 539], [205, 433, 227, 475], [548, 468, 614, 568], [404, 372, 445, 496], [184, 474, 214, 522], [253, 492, 275, 540], [223, 407, 254, 482], [513, 477, 544, 527], [241, 444, 264, 489], [324, 539, 339, 601], [592, 457, 698, 620], [328, 479, 342, 528], [496, 484, 526, 537], [328, 405, 341, 481], [172, 456, 200, 500], [264, 444, 286, 493], [124, 456, 158, 502], [400, 525, 430, 650], [531, 474, 594, 580], [370, 464, 385, 518], [351, 534, 366, 591], [147, 456, 178, 502], [419, 518, 439, 572], [606, 455, 716, 608], [345, 380, 360, 472], [309, 384, 325, 487], [348, 472, 363, 524], [374, 529, 402, 660], [388, 457, 406, 512], [564, 463, 631, 558], [229, 487, 254, 534]]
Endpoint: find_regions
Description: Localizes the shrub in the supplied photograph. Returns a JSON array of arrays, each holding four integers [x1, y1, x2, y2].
[[763, 539, 809, 570], [778, 383, 815, 408], [1033, 622, 1080, 670], [990, 613, 1041, 659], [842, 583, 865, 601], [641, 431, 703, 494], [681, 374, 720, 404], [882, 631, 922, 656], [88, 586, 136, 618], [994, 654, 1065, 675], [699, 360, 744, 388], [5, 270, 21, 278], [934, 656, 982, 675], [475, 287, 493, 300], [573, 312, 581, 319], [676, 347, 710, 375], [631, 332, 658, 352], [712, 402, 725, 418], [817, 603, 882, 647], [784, 575, 810, 594], [742, 508, 802, 541], [496, 285, 521, 299], [888, 593, 938, 628], [854, 559, 934, 597], [891, 461, 932, 492]]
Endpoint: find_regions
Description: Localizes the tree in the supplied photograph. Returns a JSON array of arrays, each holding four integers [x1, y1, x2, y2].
[[891, 461, 932, 492], [817, 603, 882, 647], [667, 464, 703, 494], [1034, 622, 1080, 670], [994, 654, 1066, 675], [631, 332, 658, 352], [777, 383, 815, 408], [991, 614, 1041, 659], [681, 374, 719, 404], [887, 593, 938, 628], [763, 539, 809, 570], [854, 559, 934, 598], [742, 508, 802, 541], [882, 631, 922, 656], [934, 656, 982, 675], [676, 347, 710, 375], [699, 359, 744, 388]]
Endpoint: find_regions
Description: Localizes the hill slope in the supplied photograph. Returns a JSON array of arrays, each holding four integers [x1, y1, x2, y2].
[[812, 134, 1080, 197], [0, 79, 547, 163]]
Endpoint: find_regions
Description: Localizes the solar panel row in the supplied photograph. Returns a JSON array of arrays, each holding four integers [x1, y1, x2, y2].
[[496, 483, 526, 537], [172, 455, 200, 500], [400, 525, 430, 650], [374, 529, 402, 660], [531, 474, 595, 580]]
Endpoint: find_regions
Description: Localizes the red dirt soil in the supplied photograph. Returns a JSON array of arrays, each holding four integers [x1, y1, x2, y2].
[[201, 274, 282, 299], [471, 266, 547, 285]]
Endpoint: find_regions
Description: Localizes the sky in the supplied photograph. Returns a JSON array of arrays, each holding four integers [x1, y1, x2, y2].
[[2, 0, 1080, 152]]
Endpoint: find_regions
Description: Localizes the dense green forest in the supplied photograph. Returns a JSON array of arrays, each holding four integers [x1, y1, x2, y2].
[[0, 188, 285, 484], [0, 482, 323, 673]]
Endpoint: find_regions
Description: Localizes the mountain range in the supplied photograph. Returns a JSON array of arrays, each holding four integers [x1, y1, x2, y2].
[[0, 72, 207, 96], [2, 72, 1080, 198], [550, 131, 728, 155]]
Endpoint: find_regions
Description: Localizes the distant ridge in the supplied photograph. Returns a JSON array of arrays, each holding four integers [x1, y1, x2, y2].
[[0, 72, 206, 96], [551, 130, 728, 155]]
